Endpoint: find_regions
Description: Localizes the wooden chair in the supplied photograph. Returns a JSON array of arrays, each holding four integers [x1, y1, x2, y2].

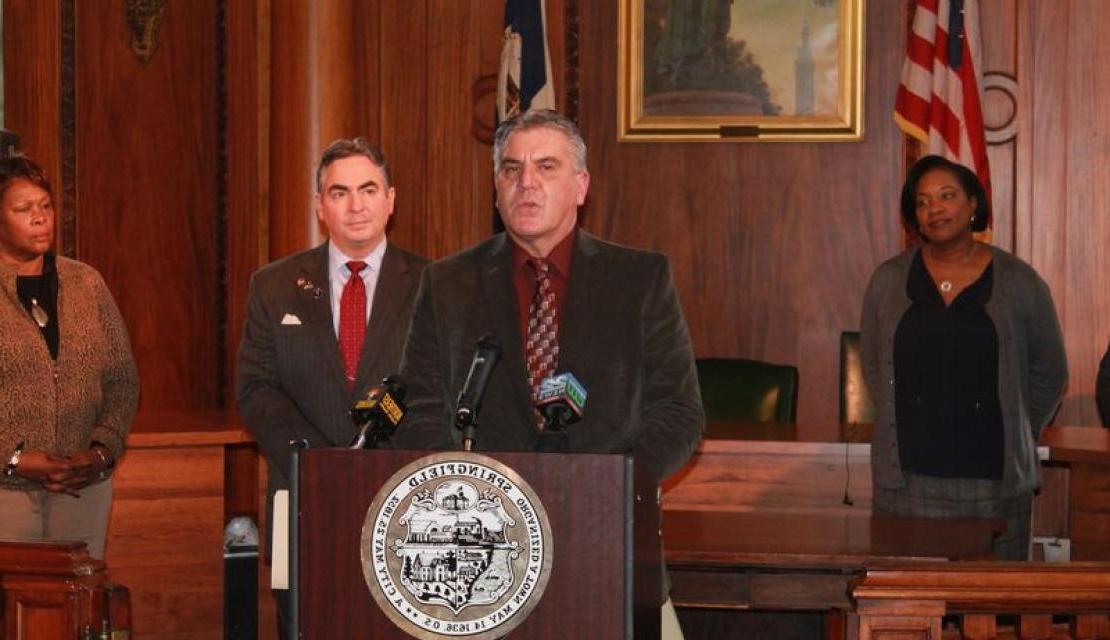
[[695, 357, 799, 423]]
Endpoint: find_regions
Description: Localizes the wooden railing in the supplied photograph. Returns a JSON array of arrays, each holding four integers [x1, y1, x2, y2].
[[0, 540, 131, 639], [853, 562, 1110, 639]]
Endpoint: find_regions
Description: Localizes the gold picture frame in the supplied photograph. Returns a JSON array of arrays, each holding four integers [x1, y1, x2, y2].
[[618, 0, 865, 142]]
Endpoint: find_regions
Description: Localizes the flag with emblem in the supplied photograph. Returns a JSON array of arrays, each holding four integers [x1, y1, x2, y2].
[[498, 0, 556, 120]]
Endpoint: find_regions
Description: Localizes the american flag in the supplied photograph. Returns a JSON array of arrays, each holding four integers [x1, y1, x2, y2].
[[894, 0, 992, 203]]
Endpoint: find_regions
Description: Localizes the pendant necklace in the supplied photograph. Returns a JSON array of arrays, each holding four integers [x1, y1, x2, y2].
[[21, 268, 51, 328], [29, 297, 49, 328], [935, 243, 977, 294]]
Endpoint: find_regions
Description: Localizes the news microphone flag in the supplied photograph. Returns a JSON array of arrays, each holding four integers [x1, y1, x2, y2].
[[536, 372, 587, 417], [498, 0, 556, 121], [894, 0, 992, 206]]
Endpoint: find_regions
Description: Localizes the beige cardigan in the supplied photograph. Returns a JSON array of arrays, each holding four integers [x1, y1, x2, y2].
[[1, 256, 139, 490]]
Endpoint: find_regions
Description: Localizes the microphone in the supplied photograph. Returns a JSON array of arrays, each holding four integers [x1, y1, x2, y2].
[[535, 372, 587, 432], [349, 375, 407, 449], [455, 335, 502, 451]]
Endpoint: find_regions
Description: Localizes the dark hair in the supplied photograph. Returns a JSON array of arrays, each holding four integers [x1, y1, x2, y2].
[[0, 154, 53, 203], [899, 155, 989, 234], [493, 109, 587, 174], [315, 138, 392, 192]]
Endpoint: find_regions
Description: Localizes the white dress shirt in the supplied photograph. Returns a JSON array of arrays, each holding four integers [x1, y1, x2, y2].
[[327, 239, 386, 337]]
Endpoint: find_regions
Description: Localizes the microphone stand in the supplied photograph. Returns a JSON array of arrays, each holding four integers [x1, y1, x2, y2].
[[534, 408, 571, 452], [453, 336, 501, 452], [457, 411, 478, 452]]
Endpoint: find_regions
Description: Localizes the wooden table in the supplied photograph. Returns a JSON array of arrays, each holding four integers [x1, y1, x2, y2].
[[663, 510, 1001, 612], [660, 425, 1000, 639], [1036, 426, 1110, 560], [659, 422, 1110, 639]]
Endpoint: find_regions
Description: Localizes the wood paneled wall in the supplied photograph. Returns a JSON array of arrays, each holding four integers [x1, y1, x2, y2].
[[3, 0, 1107, 431], [1, 1, 1108, 636], [4, 0, 225, 414], [570, 0, 1108, 433], [961, 0, 1110, 427], [74, 1, 223, 413], [1015, 0, 1110, 426], [576, 1, 905, 437]]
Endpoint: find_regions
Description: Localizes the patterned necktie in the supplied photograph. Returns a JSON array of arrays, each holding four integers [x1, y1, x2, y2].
[[525, 258, 559, 427], [339, 261, 367, 389]]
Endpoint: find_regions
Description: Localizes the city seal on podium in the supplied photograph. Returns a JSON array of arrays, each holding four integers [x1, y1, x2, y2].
[[361, 452, 554, 639]]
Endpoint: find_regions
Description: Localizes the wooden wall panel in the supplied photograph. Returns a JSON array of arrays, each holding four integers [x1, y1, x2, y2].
[[574, 1, 906, 438], [106, 445, 228, 639], [428, 2, 501, 257], [225, 0, 270, 405], [377, 2, 430, 257], [1013, 1, 1110, 426], [979, 0, 1019, 252], [73, 1, 221, 412], [265, 0, 383, 260], [267, 0, 318, 257], [1054, 1, 1110, 427], [376, 0, 504, 261], [2, 0, 63, 246]]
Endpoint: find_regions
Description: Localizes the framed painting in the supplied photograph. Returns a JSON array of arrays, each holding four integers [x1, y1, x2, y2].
[[618, 0, 864, 142]]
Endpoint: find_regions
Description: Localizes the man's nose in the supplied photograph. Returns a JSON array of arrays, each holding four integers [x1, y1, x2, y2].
[[518, 163, 538, 189]]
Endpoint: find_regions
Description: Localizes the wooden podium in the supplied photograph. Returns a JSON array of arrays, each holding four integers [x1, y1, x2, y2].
[[289, 448, 661, 639]]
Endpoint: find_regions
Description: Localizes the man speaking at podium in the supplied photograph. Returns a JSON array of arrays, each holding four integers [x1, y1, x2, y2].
[[394, 110, 704, 637]]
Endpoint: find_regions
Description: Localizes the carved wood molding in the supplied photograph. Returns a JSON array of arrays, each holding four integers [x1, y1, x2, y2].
[[471, 74, 497, 145], [564, 0, 579, 123], [125, 0, 167, 63], [60, 0, 77, 258], [215, 0, 229, 404], [982, 71, 1018, 144]]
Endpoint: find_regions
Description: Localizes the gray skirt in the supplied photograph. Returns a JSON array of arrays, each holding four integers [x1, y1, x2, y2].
[[873, 472, 1032, 561]]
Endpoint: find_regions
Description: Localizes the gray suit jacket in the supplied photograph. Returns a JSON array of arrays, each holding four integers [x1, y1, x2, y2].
[[394, 230, 704, 483], [236, 241, 428, 497]]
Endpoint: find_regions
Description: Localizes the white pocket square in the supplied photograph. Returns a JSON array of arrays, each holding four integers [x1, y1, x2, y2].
[[280, 313, 302, 326]]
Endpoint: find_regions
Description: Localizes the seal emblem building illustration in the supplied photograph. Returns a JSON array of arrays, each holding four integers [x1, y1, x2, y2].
[[362, 453, 553, 638]]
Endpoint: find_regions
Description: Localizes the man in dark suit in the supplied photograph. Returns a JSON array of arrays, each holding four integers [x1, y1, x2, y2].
[[394, 110, 702, 638], [235, 138, 427, 634]]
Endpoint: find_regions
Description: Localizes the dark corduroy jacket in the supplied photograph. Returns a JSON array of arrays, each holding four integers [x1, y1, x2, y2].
[[394, 230, 705, 485]]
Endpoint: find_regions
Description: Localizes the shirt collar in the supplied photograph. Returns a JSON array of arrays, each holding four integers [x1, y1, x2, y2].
[[510, 228, 576, 278], [328, 239, 387, 278]]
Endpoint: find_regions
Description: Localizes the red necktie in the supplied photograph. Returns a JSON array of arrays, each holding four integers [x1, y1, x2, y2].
[[525, 258, 559, 427], [339, 261, 367, 389]]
